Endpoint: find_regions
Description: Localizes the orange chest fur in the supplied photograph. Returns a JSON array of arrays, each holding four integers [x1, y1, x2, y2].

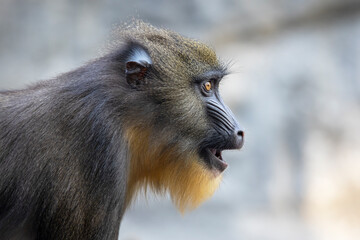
[[124, 127, 222, 212]]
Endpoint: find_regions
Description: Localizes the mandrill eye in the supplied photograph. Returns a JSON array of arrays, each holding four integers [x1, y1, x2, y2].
[[200, 79, 215, 96], [204, 81, 212, 91]]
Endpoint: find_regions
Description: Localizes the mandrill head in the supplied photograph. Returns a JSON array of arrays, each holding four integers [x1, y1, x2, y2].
[[113, 21, 244, 212]]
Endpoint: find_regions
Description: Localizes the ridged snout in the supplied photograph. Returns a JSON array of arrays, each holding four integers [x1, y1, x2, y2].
[[206, 97, 244, 150]]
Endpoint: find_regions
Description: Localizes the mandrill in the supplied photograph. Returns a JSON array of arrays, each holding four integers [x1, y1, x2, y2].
[[0, 21, 244, 240]]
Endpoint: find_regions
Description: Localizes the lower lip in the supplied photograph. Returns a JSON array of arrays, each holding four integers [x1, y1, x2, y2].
[[208, 149, 228, 172]]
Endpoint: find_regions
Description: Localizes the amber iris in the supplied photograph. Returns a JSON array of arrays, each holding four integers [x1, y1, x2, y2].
[[204, 81, 212, 91]]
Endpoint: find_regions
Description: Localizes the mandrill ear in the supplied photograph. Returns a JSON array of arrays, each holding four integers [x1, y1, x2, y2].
[[125, 46, 152, 89]]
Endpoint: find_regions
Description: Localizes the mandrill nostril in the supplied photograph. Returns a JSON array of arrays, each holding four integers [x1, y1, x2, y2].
[[233, 129, 244, 149]]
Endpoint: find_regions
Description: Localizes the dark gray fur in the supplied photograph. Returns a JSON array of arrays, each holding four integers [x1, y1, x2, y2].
[[0, 47, 134, 239]]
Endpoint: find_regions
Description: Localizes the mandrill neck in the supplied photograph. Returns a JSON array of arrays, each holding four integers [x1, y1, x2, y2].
[[124, 126, 222, 213]]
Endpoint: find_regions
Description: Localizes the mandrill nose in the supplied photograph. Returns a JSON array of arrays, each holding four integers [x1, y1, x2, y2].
[[234, 129, 244, 150]]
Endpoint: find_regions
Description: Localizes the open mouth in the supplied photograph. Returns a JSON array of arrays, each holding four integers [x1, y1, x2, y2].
[[202, 148, 228, 174], [200, 132, 244, 175]]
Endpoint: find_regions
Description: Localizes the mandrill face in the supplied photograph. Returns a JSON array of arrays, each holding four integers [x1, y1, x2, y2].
[[116, 21, 244, 212]]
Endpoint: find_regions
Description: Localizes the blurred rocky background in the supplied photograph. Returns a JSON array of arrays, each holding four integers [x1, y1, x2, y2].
[[1, 0, 360, 239]]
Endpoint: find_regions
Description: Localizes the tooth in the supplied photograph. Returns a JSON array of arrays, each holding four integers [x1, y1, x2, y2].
[[218, 151, 223, 160]]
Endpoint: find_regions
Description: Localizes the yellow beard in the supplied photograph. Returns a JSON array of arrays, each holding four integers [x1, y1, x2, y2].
[[125, 127, 222, 212]]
